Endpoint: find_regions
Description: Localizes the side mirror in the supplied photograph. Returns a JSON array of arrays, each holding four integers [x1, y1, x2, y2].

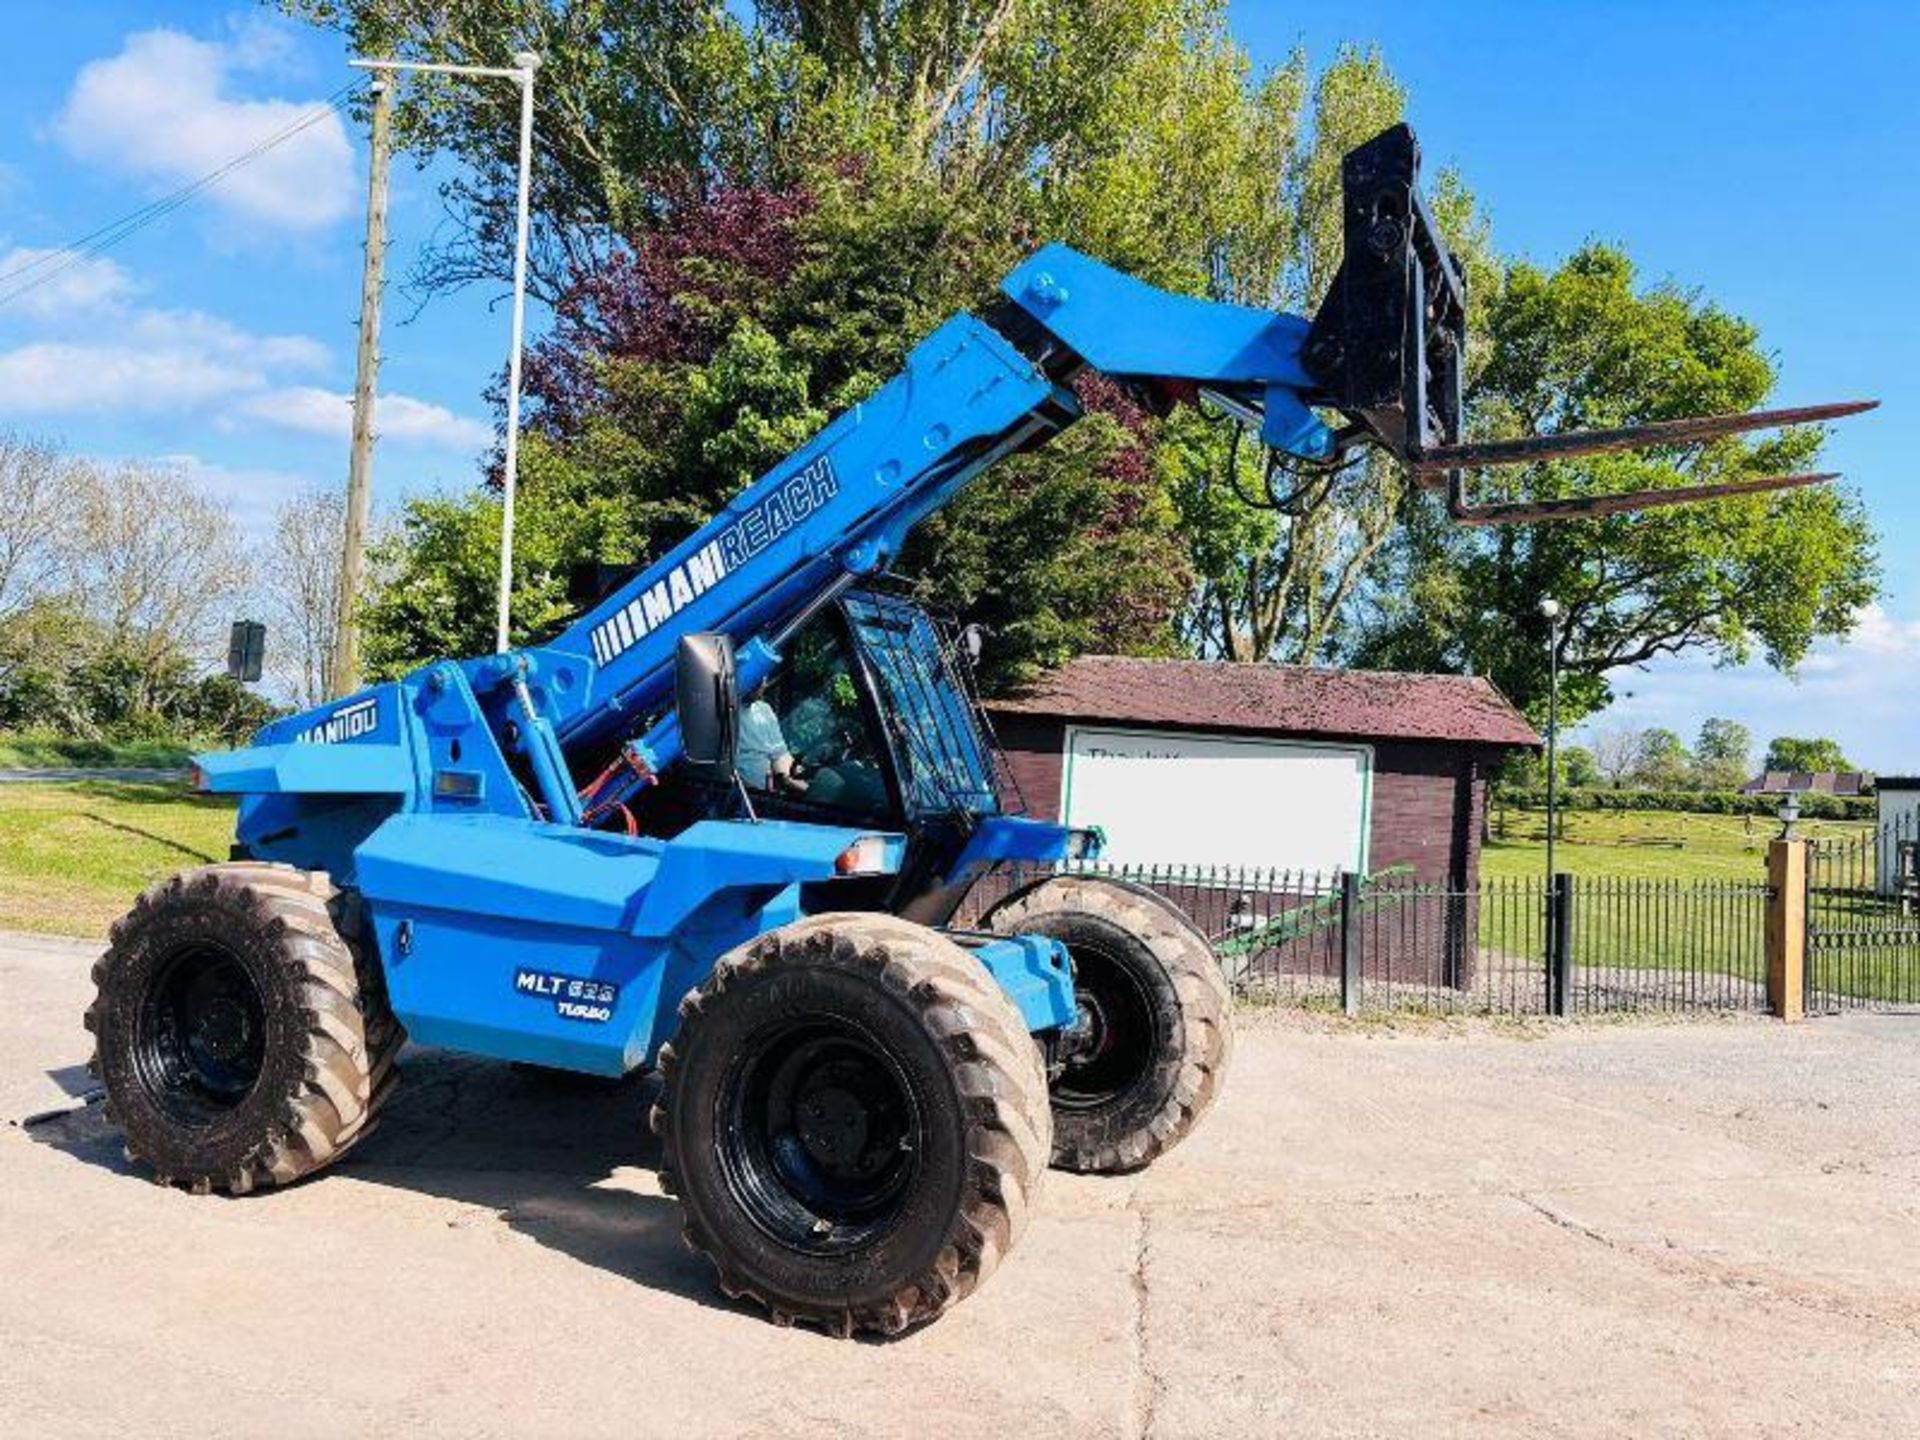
[[959, 622, 991, 666], [675, 632, 738, 774]]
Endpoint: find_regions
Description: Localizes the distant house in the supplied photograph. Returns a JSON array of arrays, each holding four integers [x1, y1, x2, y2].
[[985, 657, 1538, 889], [1739, 771, 1872, 797]]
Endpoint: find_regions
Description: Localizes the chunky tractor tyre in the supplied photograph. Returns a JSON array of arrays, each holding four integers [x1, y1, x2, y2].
[[86, 863, 402, 1194], [653, 914, 1051, 1337], [985, 875, 1231, 1174]]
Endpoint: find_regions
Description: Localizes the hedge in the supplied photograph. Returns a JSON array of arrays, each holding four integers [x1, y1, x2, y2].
[[1493, 787, 1875, 821]]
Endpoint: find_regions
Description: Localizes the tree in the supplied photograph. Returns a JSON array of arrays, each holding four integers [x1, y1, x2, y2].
[[285, 0, 1267, 301], [1632, 727, 1692, 789], [1764, 735, 1853, 774], [0, 598, 98, 732], [0, 450, 272, 741], [1693, 717, 1752, 790], [263, 488, 347, 709], [0, 431, 75, 621], [296, 3, 1878, 702], [1352, 243, 1878, 723], [1560, 744, 1597, 789], [70, 462, 252, 713], [1590, 724, 1642, 788], [359, 488, 594, 681]]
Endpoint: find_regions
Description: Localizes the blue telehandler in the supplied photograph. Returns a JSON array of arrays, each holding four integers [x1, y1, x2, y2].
[[85, 125, 1870, 1335]]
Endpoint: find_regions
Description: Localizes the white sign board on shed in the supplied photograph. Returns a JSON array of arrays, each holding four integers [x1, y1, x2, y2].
[[1060, 725, 1372, 876]]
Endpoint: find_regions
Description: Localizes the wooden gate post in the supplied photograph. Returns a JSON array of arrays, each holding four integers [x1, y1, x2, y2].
[[1766, 838, 1807, 1022]]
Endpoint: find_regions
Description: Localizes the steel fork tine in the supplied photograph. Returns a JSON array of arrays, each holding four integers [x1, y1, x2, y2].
[[1411, 399, 1876, 474], [1447, 471, 1839, 526]]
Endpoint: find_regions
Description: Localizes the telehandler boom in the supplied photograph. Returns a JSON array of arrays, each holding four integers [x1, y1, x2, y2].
[[85, 123, 1870, 1335]]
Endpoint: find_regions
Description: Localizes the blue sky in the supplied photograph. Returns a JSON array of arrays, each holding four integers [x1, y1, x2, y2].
[[3, 3, 1916, 767], [0, 6, 501, 543]]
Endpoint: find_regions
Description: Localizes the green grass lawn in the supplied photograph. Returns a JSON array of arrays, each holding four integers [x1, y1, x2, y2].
[[1480, 805, 1871, 882], [0, 730, 197, 770], [1478, 806, 1920, 1003], [0, 781, 236, 938], [1476, 806, 1791, 997]]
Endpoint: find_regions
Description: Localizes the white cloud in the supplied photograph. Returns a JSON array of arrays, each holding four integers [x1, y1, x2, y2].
[[117, 305, 329, 374], [1797, 604, 1920, 674], [1589, 604, 1920, 773], [53, 28, 354, 232], [0, 288, 327, 418], [0, 248, 136, 319], [145, 452, 315, 542], [221, 14, 306, 75], [0, 254, 477, 455], [241, 385, 491, 451], [0, 342, 263, 414]]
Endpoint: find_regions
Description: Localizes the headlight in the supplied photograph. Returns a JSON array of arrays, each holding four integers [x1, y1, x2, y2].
[[835, 836, 892, 875]]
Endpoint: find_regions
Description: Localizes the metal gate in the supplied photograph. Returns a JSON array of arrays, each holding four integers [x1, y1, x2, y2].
[[1806, 818, 1920, 1012]]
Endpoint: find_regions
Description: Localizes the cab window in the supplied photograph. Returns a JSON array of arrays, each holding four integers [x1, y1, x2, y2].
[[736, 620, 893, 823]]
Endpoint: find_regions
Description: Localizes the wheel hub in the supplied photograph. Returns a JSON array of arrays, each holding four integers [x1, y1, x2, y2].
[[195, 995, 252, 1063], [1052, 938, 1155, 1112], [133, 943, 268, 1125], [796, 1075, 877, 1172], [721, 1021, 922, 1255]]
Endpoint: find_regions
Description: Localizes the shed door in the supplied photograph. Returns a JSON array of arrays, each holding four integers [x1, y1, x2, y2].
[[1060, 726, 1371, 876]]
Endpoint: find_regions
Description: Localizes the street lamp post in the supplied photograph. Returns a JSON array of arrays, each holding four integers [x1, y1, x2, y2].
[[1539, 596, 1565, 1009], [348, 51, 540, 656], [1539, 597, 1563, 885]]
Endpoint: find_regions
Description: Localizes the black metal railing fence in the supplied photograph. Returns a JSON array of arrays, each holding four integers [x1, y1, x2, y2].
[[960, 861, 1769, 1018], [1806, 812, 1920, 1011]]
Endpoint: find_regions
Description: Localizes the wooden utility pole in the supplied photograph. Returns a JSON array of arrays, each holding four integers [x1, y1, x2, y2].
[[331, 76, 392, 698]]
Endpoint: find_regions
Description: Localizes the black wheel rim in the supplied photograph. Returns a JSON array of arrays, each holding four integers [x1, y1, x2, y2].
[[719, 1017, 922, 1255], [133, 943, 268, 1126], [1054, 940, 1157, 1112]]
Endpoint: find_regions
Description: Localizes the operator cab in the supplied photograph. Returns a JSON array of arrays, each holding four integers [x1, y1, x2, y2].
[[638, 587, 1015, 918]]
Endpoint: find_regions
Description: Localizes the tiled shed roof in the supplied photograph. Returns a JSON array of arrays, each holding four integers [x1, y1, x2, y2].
[[988, 656, 1539, 748]]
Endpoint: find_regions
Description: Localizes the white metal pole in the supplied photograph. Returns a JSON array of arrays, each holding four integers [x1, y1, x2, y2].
[[496, 52, 540, 653]]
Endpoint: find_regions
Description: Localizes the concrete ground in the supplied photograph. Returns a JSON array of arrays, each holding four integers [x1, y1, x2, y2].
[[3, 930, 1916, 1439]]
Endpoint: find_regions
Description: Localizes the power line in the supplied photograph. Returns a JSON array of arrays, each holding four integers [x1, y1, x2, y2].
[[0, 78, 369, 312], [0, 77, 366, 286]]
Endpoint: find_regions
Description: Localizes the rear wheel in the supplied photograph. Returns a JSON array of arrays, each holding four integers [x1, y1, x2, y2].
[[985, 875, 1231, 1174], [653, 914, 1050, 1336], [86, 863, 402, 1194]]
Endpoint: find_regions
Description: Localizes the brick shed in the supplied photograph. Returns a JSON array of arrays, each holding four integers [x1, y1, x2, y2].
[[986, 657, 1539, 890]]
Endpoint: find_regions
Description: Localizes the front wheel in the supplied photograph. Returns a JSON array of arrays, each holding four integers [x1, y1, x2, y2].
[[86, 863, 401, 1194], [652, 914, 1051, 1337], [985, 875, 1231, 1174]]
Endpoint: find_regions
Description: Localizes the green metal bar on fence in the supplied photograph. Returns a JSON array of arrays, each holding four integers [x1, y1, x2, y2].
[[1213, 863, 1417, 959]]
